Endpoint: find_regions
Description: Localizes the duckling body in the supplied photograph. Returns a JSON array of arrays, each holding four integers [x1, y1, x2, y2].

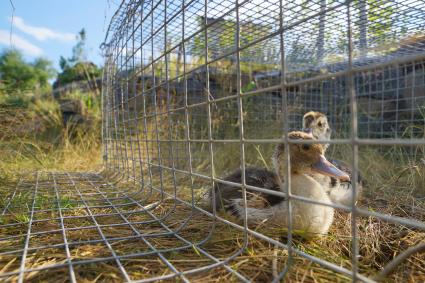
[[326, 159, 363, 206], [272, 174, 334, 235], [212, 131, 349, 237], [212, 167, 284, 216], [213, 168, 334, 235], [303, 111, 363, 206]]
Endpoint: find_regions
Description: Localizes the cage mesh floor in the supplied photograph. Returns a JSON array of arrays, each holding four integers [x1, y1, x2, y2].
[[1, 171, 424, 282], [0, 171, 291, 282]]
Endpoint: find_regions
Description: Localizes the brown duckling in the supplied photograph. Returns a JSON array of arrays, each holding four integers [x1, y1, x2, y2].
[[303, 111, 363, 206], [212, 131, 350, 237]]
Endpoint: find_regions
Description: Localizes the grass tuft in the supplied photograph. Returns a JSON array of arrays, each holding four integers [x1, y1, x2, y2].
[[0, 92, 424, 282]]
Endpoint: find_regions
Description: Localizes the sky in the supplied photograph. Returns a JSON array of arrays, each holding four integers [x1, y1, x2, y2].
[[0, 0, 121, 71]]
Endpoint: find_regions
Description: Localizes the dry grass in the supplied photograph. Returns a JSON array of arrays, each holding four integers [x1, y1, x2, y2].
[[2, 166, 424, 282], [0, 99, 102, 178], [1, 99, 424, 282]]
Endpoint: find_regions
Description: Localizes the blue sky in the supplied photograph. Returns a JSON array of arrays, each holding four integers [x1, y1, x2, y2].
[[0, 0, 120, 71]]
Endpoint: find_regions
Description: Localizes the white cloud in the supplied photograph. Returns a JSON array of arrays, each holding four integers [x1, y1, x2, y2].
[[11, 16, 75, 42], [0, 29, 43, 56]]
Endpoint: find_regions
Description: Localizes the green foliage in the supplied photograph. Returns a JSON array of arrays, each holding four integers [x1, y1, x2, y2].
[[69, 29, 87, 65], [59, 55, 69, 71], [0, 93, 31, 107], [0, 90, 102, 180], [55, 29, 101, 87], [59, 28, 88, 71], [66, 90, 101, 117], [191, 16, 274, 64], [367, 0, 395, 40], [55, 62, 101, 86], [0, 49, 55, 94]]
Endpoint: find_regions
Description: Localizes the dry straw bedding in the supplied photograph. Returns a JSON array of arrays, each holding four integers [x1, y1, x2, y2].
[[0, 171, 424, 283]]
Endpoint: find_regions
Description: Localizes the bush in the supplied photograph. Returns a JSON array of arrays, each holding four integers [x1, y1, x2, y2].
[[54, 61, 101, 87], [0, 49, 55, 94]]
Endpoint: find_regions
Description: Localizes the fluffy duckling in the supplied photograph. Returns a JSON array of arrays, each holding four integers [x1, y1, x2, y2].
[[303, 111, 363, 206], [211, 167, 284, 215], [302, 111, 332, 151], [212, 131, 350, 237]]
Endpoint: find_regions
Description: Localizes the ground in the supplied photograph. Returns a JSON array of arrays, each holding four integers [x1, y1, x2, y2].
[[0, 98, 424, 282]]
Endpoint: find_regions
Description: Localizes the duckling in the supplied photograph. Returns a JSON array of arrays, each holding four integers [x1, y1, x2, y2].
[[303, 111, 363, 206], [302, 111, 332, 151], [211, 167, 284, 216], [212, 131, 350, 237]]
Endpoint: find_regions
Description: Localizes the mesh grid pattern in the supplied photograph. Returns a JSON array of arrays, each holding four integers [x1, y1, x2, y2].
[[1, 0, 425, 282]]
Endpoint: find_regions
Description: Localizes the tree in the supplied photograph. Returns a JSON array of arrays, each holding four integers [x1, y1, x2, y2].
[[69, 29, 87, 65], [58, 28, 88, 72], [59, 55, 69, 71], [55, 61, 101, 86], [33, 57, 56, 88], [366, 0, 396, 41], [357, 0, 368, 57], [55, 29, 101, 89], [316, 0, 326, 63], [0, 49, 55, 94]]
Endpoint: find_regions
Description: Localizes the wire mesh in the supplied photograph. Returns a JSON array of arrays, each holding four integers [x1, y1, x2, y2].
[[1, 0, 425, 282]]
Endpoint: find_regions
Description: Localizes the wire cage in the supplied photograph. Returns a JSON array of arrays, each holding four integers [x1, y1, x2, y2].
[[1, 0, 425, 282]]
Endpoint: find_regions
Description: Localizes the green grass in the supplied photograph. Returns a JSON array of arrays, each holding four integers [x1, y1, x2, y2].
[[0, 91, 102, 179], [0, 90, 424, 282], [0, 91, 100, 228]]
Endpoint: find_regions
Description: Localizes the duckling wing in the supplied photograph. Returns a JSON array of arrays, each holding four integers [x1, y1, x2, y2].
[[246, 167, 285, 206], [212, 167, 285, 215]]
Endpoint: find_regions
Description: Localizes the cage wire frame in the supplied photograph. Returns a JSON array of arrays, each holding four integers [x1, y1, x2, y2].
[[1, 0, 425, 282], [100, 0, 425, 281]]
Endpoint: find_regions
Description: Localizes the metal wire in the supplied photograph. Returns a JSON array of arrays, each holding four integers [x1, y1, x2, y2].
[[1, 0, 425, 282]]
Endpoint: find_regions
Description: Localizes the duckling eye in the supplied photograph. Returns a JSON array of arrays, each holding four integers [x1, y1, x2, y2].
[[302, 144, 310, 151], [318, 122, 323, 127]]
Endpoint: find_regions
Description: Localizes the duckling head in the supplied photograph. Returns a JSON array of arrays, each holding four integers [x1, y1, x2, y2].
[[273, 131, 349, 181], [302, 111, 331, 141]]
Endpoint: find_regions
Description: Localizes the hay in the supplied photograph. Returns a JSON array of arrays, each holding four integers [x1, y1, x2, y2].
[[0, 169, 424, 282], [0, 106, 424, 281]]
